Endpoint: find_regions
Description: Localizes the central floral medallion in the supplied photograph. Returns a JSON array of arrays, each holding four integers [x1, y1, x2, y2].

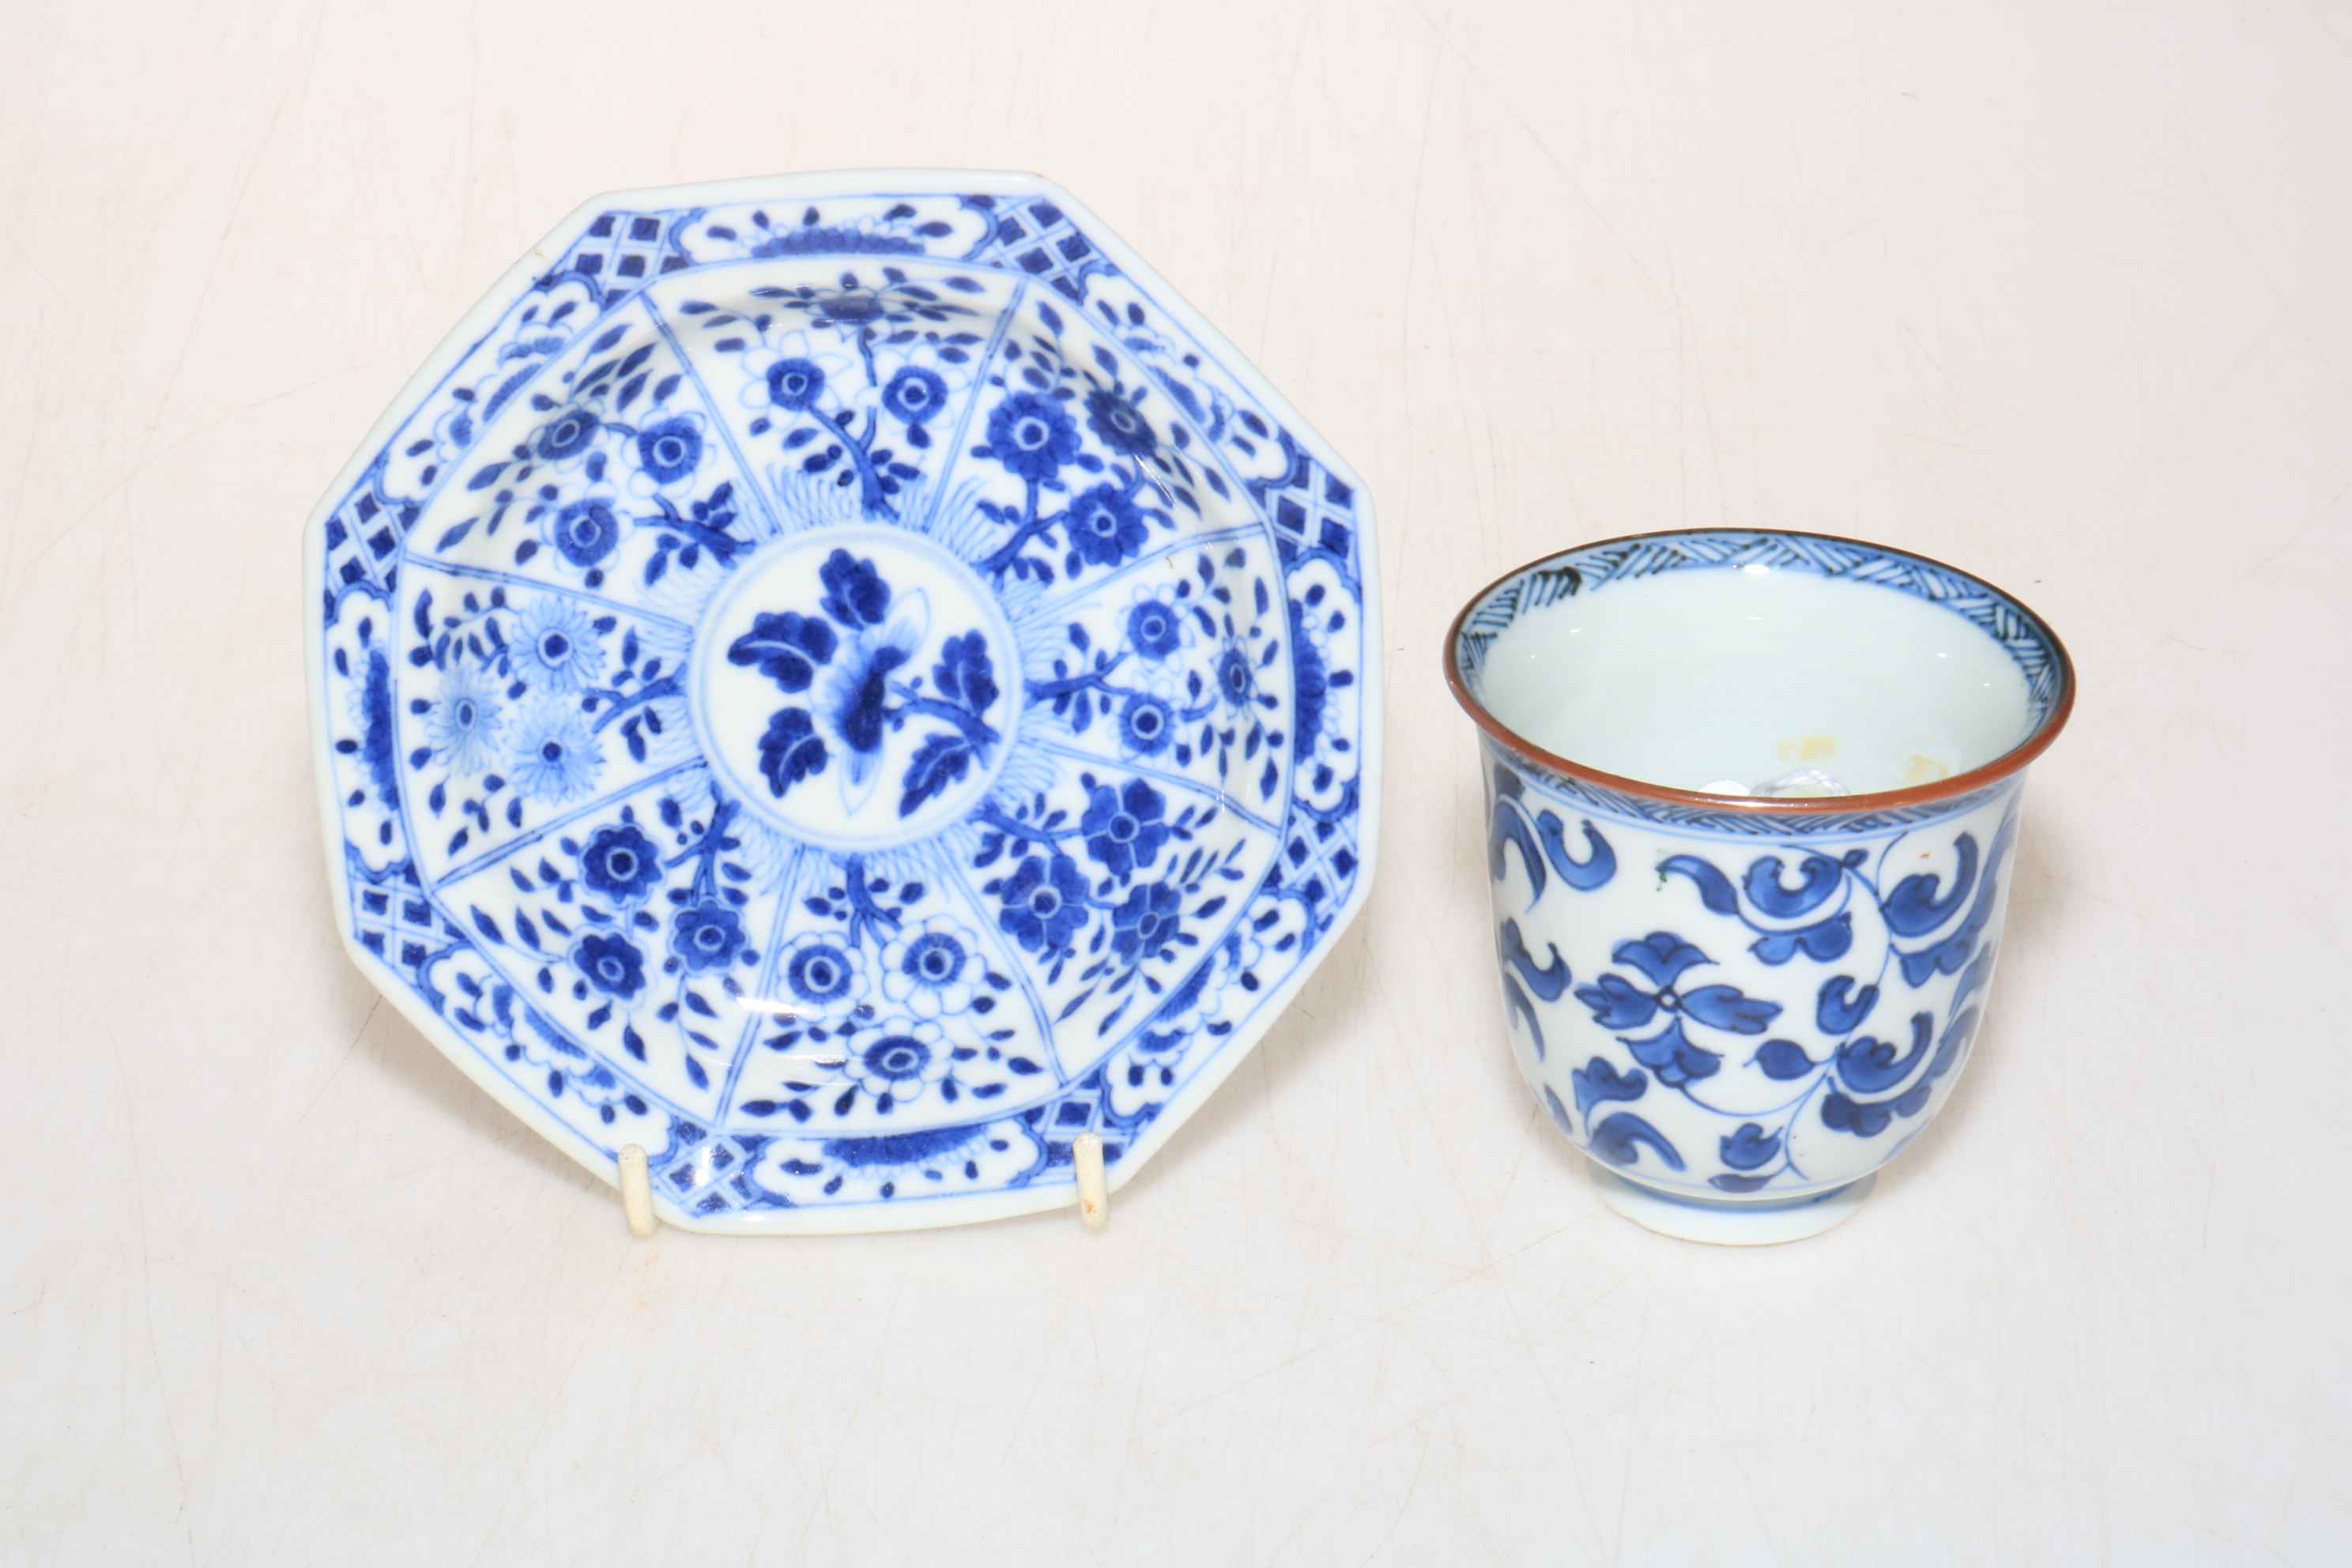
[[691, 526, 1023, 849]]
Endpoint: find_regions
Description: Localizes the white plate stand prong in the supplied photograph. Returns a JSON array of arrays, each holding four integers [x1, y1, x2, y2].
[[1073, 1133, 1109, 1231], [618, 1144, 657, 1238]]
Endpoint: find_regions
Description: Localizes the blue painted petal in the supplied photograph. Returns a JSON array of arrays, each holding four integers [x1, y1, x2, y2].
[[1571, 1056, 1649, 1120], [1577, 973, 1658, 1031], [1615, 930, 1710, 988], [1816, 975, 1879, 1034], [1719, 1122, 1782, 1170], [1754, 1039, 1818, 1080], [1709, 1172, 1775, 1193], [1621, 1018, 1721, 1087], [1660, 854, 1739, 915], [1743, 854, 1843, 918], [1542, 1084, 1577, 1137], [1589, 1112, 1686, 1172], [1680, 984, 1782, 1035]]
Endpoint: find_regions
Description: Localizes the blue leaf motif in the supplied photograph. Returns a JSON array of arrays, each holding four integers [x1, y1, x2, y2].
[[1884, 834, 1979, 936], [818, 549, 890, 628], [1537, 811, 1616, 891], [1816, 975, 1879, 1034], [1571, 1056, 1649, 1120], [899, 732, 973, 818], [1542, 1085, 1577, 1137], [755, 707, 827, 795], [1623, 1019, 1721, 1087], [1754, 1039, 1818, 1080], [1719, 1122, 1781, 1170], [1589, 1112, 1686, 1172], [931, 631, 999, 714], [1488, 795, 1546, 899], [1613, 931, 1709, 988], [1709, 1173, 1776, 1193], [1660, 854, 1739, 914], [1821, 1092, 1893, 1137], [728, 611, 838, 692], [1496, 919, 1572, 1001], [1504, 976, 1547, 1060], [1743, 854, 1844, 918], [1835, 1012, 1934, 1094], [1750, 913, 1853, 966]]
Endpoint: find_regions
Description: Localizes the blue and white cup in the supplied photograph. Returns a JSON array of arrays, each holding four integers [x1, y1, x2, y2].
[[1445, 530, 2075, 1242]]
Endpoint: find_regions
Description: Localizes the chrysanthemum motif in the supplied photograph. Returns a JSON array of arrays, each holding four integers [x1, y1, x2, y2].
[[508, 701, 602, 802], [425, 658, 502, 775], [879, 915, 981, 1018], [514, 597, 605, 695]]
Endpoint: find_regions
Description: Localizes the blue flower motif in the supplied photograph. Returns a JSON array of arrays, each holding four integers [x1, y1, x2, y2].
[[998, 853, 1089, 955], [1066, 481, 1148, 567], [782, 936, 861, 1008], [575, 932, 646, 999], [727, 610, 837, 692], [508, 703, 602, 802], [882, 366, 949, 428], [1084, 386, 1155, 456], [1215, 643, 1255, 709], [535, 405, 598, 461], [515, 597, 605, 695], [848, 1020, 949, 1104], [818, 548, 890, 629], [767, 356, 827, 412], [980, 392, 1080, 482], [635, 416, 703, 483], [579, 824, 662, 902], [1081, 778, 1170, 880], [1116, 692, 1175, 758], [669, 902, 745, 971], [880, 915, 978, 1018], [425, 659, 502, 775], [1127, 597, 1182, 660], [1574, 933, 1781, 1035], [551, 499, 621, 567], [1110, 881, 1184, 964]]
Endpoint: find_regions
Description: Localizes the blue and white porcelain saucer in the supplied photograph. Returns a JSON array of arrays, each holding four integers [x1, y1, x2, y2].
[[303, 172, 1381, 1232]]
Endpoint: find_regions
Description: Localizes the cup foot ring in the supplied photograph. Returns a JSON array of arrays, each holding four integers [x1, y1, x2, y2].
[[1587, 1165, 1875, 1246]]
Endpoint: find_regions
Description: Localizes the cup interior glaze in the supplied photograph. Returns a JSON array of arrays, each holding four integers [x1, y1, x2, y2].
[[1446, 530, 2073, 1243]]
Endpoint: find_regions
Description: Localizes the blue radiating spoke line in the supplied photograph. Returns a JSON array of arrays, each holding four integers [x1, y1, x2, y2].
[[1023, 737, 1282, 836], [935, 853, 1070, 1086], [1014, 522, 1268, 628], [401, 556, 697, 632], [914, 277, 1027, 536], [430, 759, 703, 890], [712, 846, 808, 1121], [638, 292, 785, 541]]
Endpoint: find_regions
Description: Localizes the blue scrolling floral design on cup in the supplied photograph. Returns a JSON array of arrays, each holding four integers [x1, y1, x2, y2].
[[1449, 530, 2073, 1241]]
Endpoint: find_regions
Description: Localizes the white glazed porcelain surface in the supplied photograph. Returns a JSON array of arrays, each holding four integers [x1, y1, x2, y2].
[[1476, 567, 2033, 794]]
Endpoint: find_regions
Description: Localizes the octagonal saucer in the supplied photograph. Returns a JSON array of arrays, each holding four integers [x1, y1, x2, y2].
[[303, 172, 1381, 1232]]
